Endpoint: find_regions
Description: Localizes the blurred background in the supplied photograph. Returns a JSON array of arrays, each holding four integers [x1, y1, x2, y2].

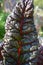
[[0, 0, 43, 45]]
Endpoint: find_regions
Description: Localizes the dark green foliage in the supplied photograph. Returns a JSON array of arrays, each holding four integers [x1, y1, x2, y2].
[[0, 0, 9, 40], [0, 12, 9, 40], [1, 0, 39, 65]]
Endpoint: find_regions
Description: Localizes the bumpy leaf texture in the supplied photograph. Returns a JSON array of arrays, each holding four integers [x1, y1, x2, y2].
[[37, 46, 43, 65], [1, 0, 39, 65]]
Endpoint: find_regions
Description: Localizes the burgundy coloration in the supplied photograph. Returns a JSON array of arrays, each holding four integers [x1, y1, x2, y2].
[[17, 20, 24, 65], [0, 45, 3, 60]]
